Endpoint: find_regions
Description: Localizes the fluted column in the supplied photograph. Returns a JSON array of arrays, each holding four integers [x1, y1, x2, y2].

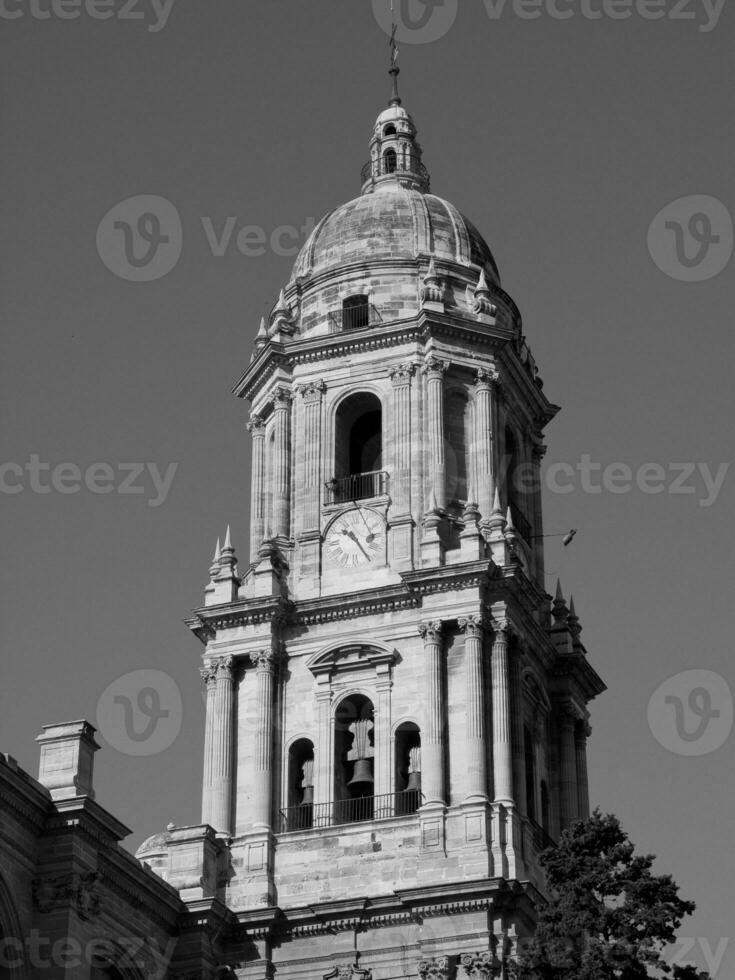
[[558, 708, 578, 830], [491, 621, 513, 804], [390, 363, 416, 514], [199, 662, 218, 825], [473, 369, 495, 522], [459, 616, 488, 801], [247, 414, 266, 562], [575, 720, 591, 820], [418, 621, 446, 805], [423, 357, 447, 509], [250, 648, 278, 829], [210, 656, 235, 836], [272, 386, 292, 539], [297, 381, 325, 532]]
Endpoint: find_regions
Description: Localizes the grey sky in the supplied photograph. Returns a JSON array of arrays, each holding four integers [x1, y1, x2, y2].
[[2, 2, 733, 973]]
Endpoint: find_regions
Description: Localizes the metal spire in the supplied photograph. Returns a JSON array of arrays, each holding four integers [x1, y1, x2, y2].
[[389, 19, 401, 105]]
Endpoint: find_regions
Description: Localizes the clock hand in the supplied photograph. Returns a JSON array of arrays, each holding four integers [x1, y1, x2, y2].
[[355, 509, 375, 543], [343, 528, 370, 561]]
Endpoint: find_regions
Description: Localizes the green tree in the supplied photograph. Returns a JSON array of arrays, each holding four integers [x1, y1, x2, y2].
[[514, 810, 710, 980]]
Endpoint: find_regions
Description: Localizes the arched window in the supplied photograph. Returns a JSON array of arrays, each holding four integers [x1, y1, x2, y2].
[[286, 738, 315, 830], [334, 693, 375, 823], [504, 425, 530, 541], [524, 726, 536, 822], [394, 722, 421, 815], [343, 294, 370, 331], [541, 780, 550, 834], [444, 389, 471, 504], [383, 148, 397, 174], [383, 124, 397, 137], [333, 392, 383, 502]]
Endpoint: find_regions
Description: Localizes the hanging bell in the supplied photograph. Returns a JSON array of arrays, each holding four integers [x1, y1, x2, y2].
[[405, 770, 422, 792], [348, 758, 374, 788]]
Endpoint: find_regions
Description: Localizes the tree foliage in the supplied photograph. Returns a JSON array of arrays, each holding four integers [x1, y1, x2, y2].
[[513, 810, 710, 980]]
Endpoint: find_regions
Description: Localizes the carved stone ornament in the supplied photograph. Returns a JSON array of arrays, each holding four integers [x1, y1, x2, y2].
[[422, 355, 448, 379], [420, 256, 445, 304], [273, 385, 293, 409], [418, 956, 456, 980], [199, 662, 218, 687], [247, 412, 265, 435], [298, 379, 326, 403], [33, 871, 101, 920], [324, 966, 372, 980], [459, 615, 485, 639], [389, 362, 417, 387], [249, 648, 279, 672], [418, 620, 444, 643], [214, 655, 235, 678], [460, 951, 501, 980]]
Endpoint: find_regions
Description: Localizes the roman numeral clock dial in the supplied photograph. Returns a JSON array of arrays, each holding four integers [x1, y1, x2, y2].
[[325, 508, 384, 569]]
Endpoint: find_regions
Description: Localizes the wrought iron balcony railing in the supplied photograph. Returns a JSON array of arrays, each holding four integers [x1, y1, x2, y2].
[[328, 302, 383, 333], [279, 790, 423, 833], [325, 471, 389, 505]]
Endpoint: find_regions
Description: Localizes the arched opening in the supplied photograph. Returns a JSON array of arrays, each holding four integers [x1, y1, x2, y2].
[[342, 294, 370, 331], [332, 392, 383, 502], [383, 148, 397, 174], [524, 726, 536, 822], [444, 389, 471, 504], [383, 124, 397, 137], [540, 780, 550, 834], [504, 425, 530, 542], [286, 738, 315, 830], [334, 693, 375, 823], [394, 722, 421, 815]]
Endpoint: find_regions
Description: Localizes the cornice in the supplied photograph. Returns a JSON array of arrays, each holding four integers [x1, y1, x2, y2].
[[98, 845, 185, 926], [234, 878, 529, 940]]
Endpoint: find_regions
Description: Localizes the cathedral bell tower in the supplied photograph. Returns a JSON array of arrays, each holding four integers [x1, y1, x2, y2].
[[166, 66, 606, 980]]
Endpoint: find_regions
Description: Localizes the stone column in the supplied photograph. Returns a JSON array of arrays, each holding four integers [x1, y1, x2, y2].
[[247, 413, 266, 563], [491, 621, 513, 804], [423, 357, 447, 509], [390, 363, 416, 514], [418, 621, 446, 805], [459, 616, 488, 802], [314, 682, 332, 824], [298, 381, 325, 532], [210, 656, 235, 836], [558, 708, 578, 830], [250, 648, 278, 830], [575, 720, 591, 820], [272, 386, 292, 539], [200, 662, 218, 825], [374, 664, 393, 810], [473, 369, 495, 523]]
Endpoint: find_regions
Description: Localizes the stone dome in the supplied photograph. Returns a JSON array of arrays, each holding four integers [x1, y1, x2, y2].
[[291, 183, 500, 285]]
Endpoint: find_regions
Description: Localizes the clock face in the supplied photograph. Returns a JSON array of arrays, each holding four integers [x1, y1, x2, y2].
[[325, 508, 384, 569]]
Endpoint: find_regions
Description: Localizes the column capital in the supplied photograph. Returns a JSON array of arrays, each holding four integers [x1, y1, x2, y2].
[[459, 951, 500, 980], [418, 957, 456, 980], [418, 620, 444, 643], [422, 355, 448, 379], [297, 379, 326, 403], [199, 662, 218, 687], [213, 655, 234, 679], [490, 617, 514, 640], [389, 362, 417, 387], [575, 719, 592, 740], [250, 647, 280, 672], [272, 385, 293, 408], [247, 412, 265, 435], [474, 367, 500, 390], [458, 614, 485, 639]]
